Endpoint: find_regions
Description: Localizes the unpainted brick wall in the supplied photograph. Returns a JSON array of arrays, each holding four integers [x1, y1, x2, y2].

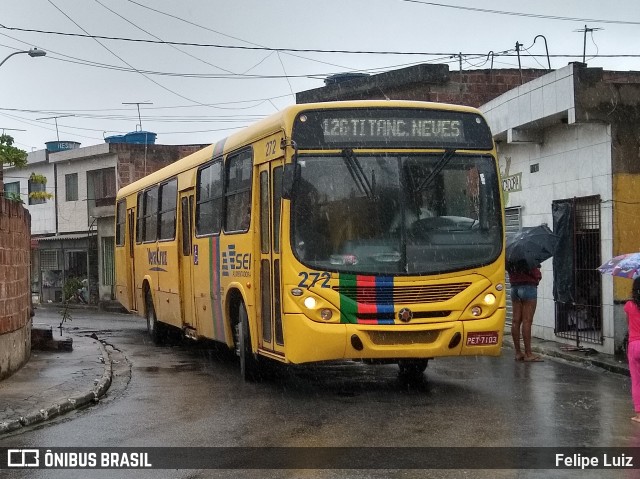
[[0, 198, 32, 379]]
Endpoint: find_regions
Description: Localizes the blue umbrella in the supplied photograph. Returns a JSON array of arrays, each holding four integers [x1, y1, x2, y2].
[[506, 224, 559, 271]]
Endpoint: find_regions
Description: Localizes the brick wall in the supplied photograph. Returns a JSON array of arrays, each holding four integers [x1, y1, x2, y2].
[[0, 198, 32, 380], [296, 64, 550, 107], [112, 143, 209, 189]]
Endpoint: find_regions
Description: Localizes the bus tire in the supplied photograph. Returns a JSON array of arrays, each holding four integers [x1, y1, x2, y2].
[[398, 360, 428, 378], [236, 302, 260, 381], [145, 289, 164, 345]]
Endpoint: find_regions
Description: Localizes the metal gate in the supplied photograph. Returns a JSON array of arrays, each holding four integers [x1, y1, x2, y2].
[[553, 196, 603, 346], [504, 207, 522, 324]]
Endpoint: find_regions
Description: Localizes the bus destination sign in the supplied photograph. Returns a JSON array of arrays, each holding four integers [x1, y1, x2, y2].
[[322, 118, 462, 142], [292, 108, 494, 150]]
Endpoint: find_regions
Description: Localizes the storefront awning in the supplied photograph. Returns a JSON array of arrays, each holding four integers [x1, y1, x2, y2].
[[33, 232, 97, 242]]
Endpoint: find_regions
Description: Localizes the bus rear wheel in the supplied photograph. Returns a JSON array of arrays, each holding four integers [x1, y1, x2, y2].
[[145, 289, 164, 345], [236, 302, 260, 381]]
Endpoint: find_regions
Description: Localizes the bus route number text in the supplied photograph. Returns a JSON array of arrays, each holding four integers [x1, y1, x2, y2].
[[265, 139, 277, 157], [298, 271, 331, 289]]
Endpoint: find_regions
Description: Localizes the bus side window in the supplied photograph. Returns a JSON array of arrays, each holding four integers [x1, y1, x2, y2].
[[196, 160, 223, 236], [116, 199, 126, 246], [225, 150, 253, 233], [136, 193, 144, 243], [158, 179, 177, 241]]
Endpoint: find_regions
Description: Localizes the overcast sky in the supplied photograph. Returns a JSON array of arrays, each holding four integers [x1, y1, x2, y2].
[[1, 0, 639, 151]]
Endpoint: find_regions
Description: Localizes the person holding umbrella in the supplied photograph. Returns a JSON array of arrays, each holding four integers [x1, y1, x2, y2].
[[506, 225, 558, 362], [625, 277, 640, 423], [507, 260, 543, 362]]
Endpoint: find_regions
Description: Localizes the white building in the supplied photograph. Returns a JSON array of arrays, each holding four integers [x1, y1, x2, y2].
[[4, 138, 207, 306], [481, 63, 640, 355]]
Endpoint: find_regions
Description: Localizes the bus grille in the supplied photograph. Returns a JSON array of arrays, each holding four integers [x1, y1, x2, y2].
[[333, 282, 471, 305]]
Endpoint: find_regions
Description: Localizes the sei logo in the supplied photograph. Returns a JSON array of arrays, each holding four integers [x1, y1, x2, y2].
[[222, 244, 251, 277]]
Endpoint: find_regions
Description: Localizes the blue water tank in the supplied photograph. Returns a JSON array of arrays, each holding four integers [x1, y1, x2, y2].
[[125, 131, 157, 144], [45, 140, 81, 152], [105, 131, 157, 145], [104, 134, 125, 144]]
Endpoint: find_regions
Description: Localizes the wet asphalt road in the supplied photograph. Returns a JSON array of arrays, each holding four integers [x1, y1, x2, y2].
[[2, 308, 640, 479]]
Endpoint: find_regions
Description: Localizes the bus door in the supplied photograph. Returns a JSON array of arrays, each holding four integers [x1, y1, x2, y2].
[[258, 161, 285, 355], [127, 208, 137, 311], [179, 191, 196, 332]]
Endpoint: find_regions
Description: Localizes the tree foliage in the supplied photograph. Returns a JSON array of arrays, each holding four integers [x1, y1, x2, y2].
[[0, 134, 27, 168]]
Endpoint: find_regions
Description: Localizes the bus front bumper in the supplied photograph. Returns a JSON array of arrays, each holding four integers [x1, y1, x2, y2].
[[282, 311, 505, 365]]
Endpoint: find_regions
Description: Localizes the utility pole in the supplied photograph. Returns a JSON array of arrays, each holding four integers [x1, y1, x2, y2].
[[515, 42, 524, 84], [36, 115, 75, 141], [123, 102, 153, 177], [122, 102, 153, 131], [575, 25, 603, 64]]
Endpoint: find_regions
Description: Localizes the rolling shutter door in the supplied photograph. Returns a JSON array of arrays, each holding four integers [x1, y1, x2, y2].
[[504, 207, 522, 324]]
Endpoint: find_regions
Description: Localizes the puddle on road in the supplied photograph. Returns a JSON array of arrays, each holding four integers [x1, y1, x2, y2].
[[139, 362, 203, 373]]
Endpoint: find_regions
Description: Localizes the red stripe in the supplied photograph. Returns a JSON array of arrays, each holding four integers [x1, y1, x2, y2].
[[356, 275, 375, 316]]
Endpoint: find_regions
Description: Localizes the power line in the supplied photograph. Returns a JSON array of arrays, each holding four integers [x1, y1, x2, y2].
[[93, 0, 236, 75], [0, 24, 462, 54], [398, 0, 640, 25], [3, 24, 640, 60], [124, 0, 357, 72], [45, 0, 217, 109]]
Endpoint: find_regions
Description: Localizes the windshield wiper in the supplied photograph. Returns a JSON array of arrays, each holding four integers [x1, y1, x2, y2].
[[342, 148, 373, 198], [416, 149, 456, 192]]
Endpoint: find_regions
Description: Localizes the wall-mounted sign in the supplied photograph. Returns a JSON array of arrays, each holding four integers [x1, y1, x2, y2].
[[502, 172, 522, 193]]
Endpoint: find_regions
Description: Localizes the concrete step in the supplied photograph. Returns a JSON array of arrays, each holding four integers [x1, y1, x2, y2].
[[31, 324, 73, 352]]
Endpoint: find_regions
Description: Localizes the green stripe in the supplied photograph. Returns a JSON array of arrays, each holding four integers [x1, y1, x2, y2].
[[339, 273, 358, 324]]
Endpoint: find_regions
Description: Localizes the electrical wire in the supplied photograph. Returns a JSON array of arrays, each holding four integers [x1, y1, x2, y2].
[[45, 0, 222, 109], [93, 0, 236, 75], [398, 0, 640, 25]]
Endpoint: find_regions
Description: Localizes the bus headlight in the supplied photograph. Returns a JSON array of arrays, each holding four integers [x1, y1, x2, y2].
[[320, 309, 333, 321], [471, 306, 482, 317], [304, 297, 317, 309], [484, 293, 496, 305]]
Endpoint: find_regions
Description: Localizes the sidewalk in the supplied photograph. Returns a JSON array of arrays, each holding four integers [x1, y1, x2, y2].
[[0, 310, 112, 435], [0, 311, 629, 436], [502, 326, 630, 376]]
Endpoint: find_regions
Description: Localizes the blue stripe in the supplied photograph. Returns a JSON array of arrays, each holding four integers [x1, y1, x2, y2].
[[376, 276, 395, 315], [376, 319, 395, 325]]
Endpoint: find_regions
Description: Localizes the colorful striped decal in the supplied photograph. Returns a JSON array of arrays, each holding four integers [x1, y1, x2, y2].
[[338, 274, 395, 324], [209, 236, 225, 342]]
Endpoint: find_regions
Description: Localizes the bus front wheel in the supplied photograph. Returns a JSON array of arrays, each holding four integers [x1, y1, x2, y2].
[[236, 302, 260, 381], [398, 360, 428, 378], [145, 289, 164, 345]]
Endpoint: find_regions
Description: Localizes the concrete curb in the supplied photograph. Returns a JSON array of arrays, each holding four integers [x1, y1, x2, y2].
[[0, 338, 113, 435]]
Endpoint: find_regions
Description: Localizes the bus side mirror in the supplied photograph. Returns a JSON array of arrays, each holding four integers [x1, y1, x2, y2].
[[282, 162, 297, 200]]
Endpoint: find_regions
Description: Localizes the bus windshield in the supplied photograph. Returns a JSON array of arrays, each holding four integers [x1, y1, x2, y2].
[[291, 152, 502, 275]]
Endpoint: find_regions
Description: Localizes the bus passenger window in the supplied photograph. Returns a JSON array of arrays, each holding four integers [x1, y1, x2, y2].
[[136, 193, 144, 243], [158, 179, 177, 240], [225, 150, 253, 233], [142, 186, 158, 242], [116, 200, 126, 246], [196, 160, 223, 236]]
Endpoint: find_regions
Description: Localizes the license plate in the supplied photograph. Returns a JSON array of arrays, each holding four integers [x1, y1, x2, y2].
[[466, 331, 499, 346]]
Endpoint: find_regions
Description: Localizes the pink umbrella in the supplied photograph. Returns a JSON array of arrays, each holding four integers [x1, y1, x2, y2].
[[597, 253, 640, 280]]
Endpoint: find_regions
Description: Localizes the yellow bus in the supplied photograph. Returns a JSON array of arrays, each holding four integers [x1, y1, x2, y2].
[[115, 100, 505, 380]]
